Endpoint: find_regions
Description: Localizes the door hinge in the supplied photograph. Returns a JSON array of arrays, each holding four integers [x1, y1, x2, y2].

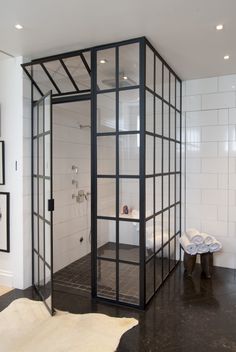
[[48, 199, 54, 212]]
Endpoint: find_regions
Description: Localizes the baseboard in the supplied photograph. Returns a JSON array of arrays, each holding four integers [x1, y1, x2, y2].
[[0, 270, 13, 287]]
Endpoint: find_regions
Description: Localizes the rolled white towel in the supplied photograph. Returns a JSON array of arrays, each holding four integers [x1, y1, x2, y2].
[[179, 234, 197, 255], [186, 228, 204, 245], [209, 240, 222, 253], [201, 232, 214, 245], [197, 243, 209, 254]]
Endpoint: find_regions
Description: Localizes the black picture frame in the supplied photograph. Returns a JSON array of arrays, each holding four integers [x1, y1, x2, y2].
[[0, 141, 5, 185], [0, 192, 10, 252]]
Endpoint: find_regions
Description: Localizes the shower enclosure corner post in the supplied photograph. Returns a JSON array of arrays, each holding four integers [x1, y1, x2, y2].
[[139, 37, 146, 309], [91, 47, 97, 298]]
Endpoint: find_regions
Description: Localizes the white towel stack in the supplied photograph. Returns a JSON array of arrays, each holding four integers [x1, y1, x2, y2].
[[179, 228, 222, 255]]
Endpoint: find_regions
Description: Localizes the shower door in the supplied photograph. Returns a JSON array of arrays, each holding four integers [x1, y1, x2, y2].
[[33, 91, 54, 315]]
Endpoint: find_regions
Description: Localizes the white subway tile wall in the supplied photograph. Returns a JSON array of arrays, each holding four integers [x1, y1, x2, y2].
[[183, 74, 236, 269]]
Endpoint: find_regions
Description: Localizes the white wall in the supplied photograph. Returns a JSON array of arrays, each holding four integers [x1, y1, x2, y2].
[[183, 74, 236, 269], [53, 103, 91, 272], [0, 57, 30, 288]]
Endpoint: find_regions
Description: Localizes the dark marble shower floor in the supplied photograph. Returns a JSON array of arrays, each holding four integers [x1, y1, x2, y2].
[[53, 242, 141, 304]]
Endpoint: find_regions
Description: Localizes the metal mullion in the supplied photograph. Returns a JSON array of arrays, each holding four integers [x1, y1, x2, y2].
[[139, 38, 146, 308], [168, 70, 171, 273], [80, 52, 91, 76], [97, 130, 139, 137], [52, 89, 91, 97], [60, 59, 80, 92], [179, 81, 182, 262], [31, 67, 35, 288], [49, 92, 54, 315], [97, 174, 139, 179], [40, 63, 61, 94], [43, 100, 46, 288], [174, 78, 177, 263], [161, 60, 164, 283], [153, 50, 156, 293], [22, 64, 44, 97], [91, 48, 97, 298], [97, 256, 140, 266], [96, 85, 140, 95], [115, 46, 119, 302], [37, 103, 40, 288]]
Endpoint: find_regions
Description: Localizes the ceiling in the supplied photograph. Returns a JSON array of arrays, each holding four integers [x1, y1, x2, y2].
[[0, 0, 236, 80]]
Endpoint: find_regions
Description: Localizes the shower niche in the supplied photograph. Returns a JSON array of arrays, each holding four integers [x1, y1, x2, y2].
[[22, 37, 182, 313]]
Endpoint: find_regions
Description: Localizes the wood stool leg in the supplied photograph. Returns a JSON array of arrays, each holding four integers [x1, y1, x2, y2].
[[184, 252, 197, 277], [200, 253, 213, 279]]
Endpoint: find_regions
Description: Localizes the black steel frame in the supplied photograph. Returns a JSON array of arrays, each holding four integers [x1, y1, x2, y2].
[[0, 192, 10, 252], [0, 141, 5, 185], [22, 36, 182, 311]]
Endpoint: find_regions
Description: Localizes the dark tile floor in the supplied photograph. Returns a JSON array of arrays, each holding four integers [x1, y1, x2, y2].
[[1, 263, 236, 351]]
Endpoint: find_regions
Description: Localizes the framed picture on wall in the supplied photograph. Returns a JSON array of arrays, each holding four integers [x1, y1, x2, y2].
[[0, 192, 10, 252], [0, 141, 5, 185]]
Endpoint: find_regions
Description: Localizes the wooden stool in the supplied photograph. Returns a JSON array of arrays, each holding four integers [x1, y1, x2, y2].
[[184, 252, 197, 277], [200, 252, 213, 279]]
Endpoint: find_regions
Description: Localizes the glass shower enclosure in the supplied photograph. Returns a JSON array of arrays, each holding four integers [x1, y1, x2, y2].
[[22, 36, 182, 312]]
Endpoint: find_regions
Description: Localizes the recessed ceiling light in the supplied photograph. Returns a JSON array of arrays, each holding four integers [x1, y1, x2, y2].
[[224, 55, 230, 60], [216, 24, 224, 31], [99, 59, 107, 64], [123, 76, 128, 80], [15, 24, 23, 30]]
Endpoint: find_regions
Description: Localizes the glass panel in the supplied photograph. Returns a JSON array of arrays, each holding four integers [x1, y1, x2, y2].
[[170, 238, 176, 270], [146, 177, 154, 218], [97, 259, 116, 299], [155, 252, 162, 288], [163, 210, 169, 245], [44, 60, 76, 93], [33, 177, 38, 214], [34, 215, 38, 252], [44, 95, 51, 132], [163, 66, 169, 102], [97, 219, 116, 259], [146, 219, 154, 259], [176, 143, 181, 172], [97, 48, 116, 90], [163, 140, 169, 173], [33, 105, 38, 136], [176, 112, 181, 141], [163, 103, 169, 138], [97, 92, 116, 133], [155, 177, 162, 213], [170, 74, 176, 107], [155, 97, 162, 136], [146, 46, 154, 91], [170, 175, 175, 206], [176, 204, 180, 233], [34, 253, 39, 287], [176, 174, 180, 203], [119, 179, 139, 219], [155, 215, 162, 252], [119, 89, 140, 131], [45, 223, 51, 265], [38, 101, 44, 135], [170, 141, 175, 173], [146, 91, 154, 133], [146, 258, 154, 302], [170, 108, 175, 140], [97, 178, 116, 217], [119, 221, 139, 263], [45, 179, 51, 223], [155, 137, 162, 174], [120, 134, 139, 175], [155, 56, 162, 97], [176, 80, 181, 110], [170, 206, 175, 237], [39, 178, 43, 217], [32, 64, 58, 95], [163, 244, 169, 278], [163, 175, 169, 210], [146, 135, 154, 175], [39, 219, 44, 258], [119, 43, 139, 87], [33, 139, 37, 175], [119, 263, 139, 305], [97, 136, 116, 175], [63, 53, 91, 91], [45, 134, 51, 177], [39, 137, 43, 176]]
